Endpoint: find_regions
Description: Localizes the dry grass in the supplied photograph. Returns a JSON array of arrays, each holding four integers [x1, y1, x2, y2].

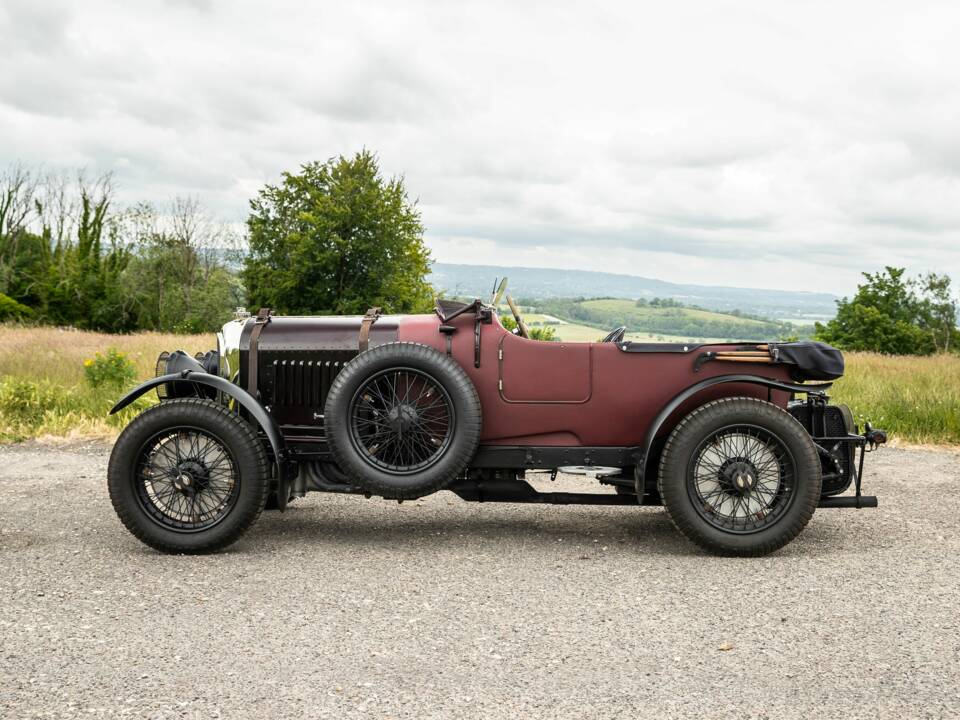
[[830, 352, 960, 445], [0, 326, 211, 441], [0, 326, 211, 386], [2, 325, 958, 445]]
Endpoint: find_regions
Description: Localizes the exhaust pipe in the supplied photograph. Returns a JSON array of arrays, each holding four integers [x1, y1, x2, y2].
[[818, 495, 878, 509]]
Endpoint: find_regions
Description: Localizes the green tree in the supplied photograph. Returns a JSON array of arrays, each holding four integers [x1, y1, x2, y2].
[[815, 267, 936, 355], [243, 151, 433, 315], [0, 291, 32, 320], [0, 164, 241, 334], [0, 170, 133, 331], [118, 199, 243, 333], [915, 272, 958, 353]]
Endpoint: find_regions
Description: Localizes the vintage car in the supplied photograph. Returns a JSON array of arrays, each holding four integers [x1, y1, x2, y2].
[[107, 279, 886, 557]]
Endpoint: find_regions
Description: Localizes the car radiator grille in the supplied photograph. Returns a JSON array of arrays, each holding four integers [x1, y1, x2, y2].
[[268, 358, 345, 409]]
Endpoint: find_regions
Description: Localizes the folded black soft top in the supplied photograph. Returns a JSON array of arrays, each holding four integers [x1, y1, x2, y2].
[[768, 341, 844, 381]]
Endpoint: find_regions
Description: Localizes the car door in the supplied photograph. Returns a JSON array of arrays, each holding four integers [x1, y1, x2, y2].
[[498, 332, 592, 403]]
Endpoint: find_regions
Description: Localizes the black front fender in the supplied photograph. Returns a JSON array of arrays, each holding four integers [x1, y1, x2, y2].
[[111, 372, 288, 503]]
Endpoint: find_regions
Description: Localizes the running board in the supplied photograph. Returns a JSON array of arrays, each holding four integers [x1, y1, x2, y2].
[[818, 495, 878, 509], [448, 478, 637, 505], [448, 479, 878, 509]]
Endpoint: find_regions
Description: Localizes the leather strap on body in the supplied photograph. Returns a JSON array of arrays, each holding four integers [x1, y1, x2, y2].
[[359, 307, 382, 353], [247, 307, 272, 398], [438, 324, 456, 356]]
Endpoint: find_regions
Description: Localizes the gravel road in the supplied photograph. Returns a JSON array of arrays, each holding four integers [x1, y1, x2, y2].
[[1, 442, 958, 719]]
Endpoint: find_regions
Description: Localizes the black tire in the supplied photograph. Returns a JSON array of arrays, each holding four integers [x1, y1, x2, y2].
[[657, 397, 821, 557], [108, 398, 270, 553], [324, 342, 482, 499]]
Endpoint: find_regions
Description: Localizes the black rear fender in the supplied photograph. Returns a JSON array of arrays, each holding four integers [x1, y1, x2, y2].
[[635, 374, 830, 492]]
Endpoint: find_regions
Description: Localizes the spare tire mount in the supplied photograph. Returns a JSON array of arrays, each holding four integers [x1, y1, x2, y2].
[[323, 342, 482, 499]]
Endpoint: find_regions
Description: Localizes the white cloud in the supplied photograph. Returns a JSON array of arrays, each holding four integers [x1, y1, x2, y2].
[[2, 0, 959, 294]]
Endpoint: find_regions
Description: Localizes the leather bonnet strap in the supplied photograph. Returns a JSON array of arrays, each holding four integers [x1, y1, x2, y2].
[[247, 307, 271, 398], [358, 307, 382, 353]]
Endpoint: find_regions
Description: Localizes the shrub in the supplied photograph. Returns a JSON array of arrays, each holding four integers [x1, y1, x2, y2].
[[500, 313, 557, 341], [83, 348, 137, 390], [0, 377, 70, 427], [0, 375, 153, 442], [0, 292, 32, 321]]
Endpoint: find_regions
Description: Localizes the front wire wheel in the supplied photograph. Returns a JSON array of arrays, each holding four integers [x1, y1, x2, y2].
[[135, 428, 240, 532], [658, 397, 821, 557], [108, 398, 270, 554]]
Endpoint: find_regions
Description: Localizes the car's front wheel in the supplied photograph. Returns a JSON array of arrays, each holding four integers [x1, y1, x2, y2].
[[108, 398, 270, 553], [657, 397, 821, 557]]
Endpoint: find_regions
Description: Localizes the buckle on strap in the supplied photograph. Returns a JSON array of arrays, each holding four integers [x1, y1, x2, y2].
[[359, 307, 382, 353]]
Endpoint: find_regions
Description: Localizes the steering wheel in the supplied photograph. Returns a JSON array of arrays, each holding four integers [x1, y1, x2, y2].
[[504, 293, 530, 339], [602, 326, 627, 343]]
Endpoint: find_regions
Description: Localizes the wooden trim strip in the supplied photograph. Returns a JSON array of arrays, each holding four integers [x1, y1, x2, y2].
[[714, 356, 775, 363]]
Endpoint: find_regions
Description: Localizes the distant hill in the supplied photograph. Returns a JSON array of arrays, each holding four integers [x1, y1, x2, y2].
[[535, 298, 807, 342], [429, 263, 838, 321]]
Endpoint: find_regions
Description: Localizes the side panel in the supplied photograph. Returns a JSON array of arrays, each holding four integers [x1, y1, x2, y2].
[[398, 313, 793, 447]]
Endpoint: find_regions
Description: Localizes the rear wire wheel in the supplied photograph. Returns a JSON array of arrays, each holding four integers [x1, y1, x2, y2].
[[687, 425, 796, 533], [658, 397, 821, 557]]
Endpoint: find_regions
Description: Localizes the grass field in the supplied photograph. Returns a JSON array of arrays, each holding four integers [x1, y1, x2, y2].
[[0, 326, 210, 441], [578, 298, 770, 327], [830, 352, 960, 445], [1, 325, 958, 445], [542, 297, 795, 337], [550, 322, 726, 344], [522, 312, 725, 344]]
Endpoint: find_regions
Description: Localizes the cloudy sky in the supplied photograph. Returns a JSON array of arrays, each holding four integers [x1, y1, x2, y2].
[[2, 0, 958, 294]]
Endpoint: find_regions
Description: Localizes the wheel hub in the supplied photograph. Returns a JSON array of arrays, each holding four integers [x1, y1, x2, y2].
[[720, 459, 758, 496], [386, 404, 419, 433], [172, 460, 207, 496]]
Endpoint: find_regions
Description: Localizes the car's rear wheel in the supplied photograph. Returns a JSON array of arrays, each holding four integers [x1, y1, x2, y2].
[[657, 397, 821, 557], [324, 342, 482, 499], [108, 398, 270, 553]]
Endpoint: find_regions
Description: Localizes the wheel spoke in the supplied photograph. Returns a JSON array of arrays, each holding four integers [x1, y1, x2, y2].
[[687, 424, 796, 533], [135, 429, 238, 532], [349, 368, 453, 472]]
